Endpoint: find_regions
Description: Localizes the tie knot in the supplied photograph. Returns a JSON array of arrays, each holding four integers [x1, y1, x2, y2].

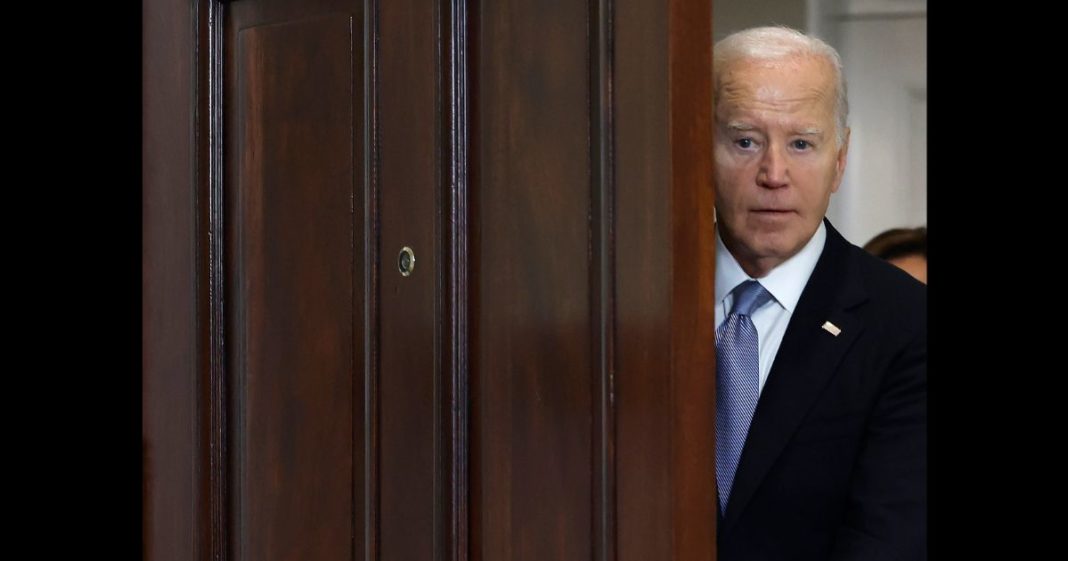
[[729, 280, 772, 316]]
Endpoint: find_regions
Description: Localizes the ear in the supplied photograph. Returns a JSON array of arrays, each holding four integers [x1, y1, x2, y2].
[[830, 127, 850, 193]]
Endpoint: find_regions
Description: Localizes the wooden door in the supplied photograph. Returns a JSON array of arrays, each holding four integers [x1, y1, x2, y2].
[[143, 0, 714, 559]]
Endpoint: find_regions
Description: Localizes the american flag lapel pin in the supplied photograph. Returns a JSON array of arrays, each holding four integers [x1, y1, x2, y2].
[[821, 321, 841, 337]]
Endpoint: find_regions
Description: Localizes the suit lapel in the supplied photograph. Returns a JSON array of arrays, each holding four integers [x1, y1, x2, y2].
[[720, 221, 869, 533]]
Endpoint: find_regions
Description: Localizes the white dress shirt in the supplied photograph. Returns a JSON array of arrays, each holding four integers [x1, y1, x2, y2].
[[715, 221, 827, 394]]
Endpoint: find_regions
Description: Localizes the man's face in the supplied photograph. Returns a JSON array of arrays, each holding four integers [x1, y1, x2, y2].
[[714, 55, 849, 277]]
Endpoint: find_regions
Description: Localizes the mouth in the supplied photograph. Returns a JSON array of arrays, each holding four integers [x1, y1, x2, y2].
[[751, 208, 794, 215], [749, 209, 796, 224]]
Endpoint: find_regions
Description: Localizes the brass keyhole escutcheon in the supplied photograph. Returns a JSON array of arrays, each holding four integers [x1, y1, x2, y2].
[[398, 246, 415, 277]]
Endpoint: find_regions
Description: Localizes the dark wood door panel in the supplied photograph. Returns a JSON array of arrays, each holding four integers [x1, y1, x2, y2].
[[615, 1, 716, 559], [226, 6, 365, 561], [472, 1, 594, 560]]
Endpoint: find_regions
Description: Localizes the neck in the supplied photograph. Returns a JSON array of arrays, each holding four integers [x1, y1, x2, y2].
[[718, 229, 785, 279], [733, 255, 780, 279]]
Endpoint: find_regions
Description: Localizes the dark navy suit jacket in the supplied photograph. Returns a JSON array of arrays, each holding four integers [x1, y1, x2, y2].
[[717, 219, 926, 561]]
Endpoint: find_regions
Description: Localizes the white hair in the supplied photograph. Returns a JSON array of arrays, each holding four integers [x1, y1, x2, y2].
[[714, 26, 849, 146]]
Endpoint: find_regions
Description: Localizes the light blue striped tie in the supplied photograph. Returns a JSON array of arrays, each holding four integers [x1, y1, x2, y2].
[[716, 280, 773, 514]]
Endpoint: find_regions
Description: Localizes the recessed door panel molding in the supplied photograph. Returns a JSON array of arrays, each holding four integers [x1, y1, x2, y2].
[[228, 12, 362, 561]]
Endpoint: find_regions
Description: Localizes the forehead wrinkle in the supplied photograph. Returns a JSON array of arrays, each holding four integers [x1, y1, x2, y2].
[[716, 56, 837, 116], [721, 82, 832, 110]]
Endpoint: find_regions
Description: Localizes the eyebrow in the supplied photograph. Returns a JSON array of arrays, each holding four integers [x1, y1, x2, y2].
[[724, 122, 759, 132], [723, 123, 825, 137], [726, 119, 760, 129]]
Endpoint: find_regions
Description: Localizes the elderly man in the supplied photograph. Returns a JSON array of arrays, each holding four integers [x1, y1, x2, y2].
[[712, 27, 926, 560]]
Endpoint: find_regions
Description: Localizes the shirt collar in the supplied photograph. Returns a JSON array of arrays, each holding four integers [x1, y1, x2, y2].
[[715, 220, 827, 313]]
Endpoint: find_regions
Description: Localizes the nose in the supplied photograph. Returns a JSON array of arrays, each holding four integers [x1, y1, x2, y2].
[[757, 144, 788, 189]]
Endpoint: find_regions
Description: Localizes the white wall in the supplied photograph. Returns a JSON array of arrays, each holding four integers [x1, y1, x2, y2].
[[819, 0, 927, 246]]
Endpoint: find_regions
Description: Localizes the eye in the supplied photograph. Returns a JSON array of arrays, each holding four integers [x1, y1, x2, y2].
[[791, 139, 812, 150], [736, 138, 754, 149]]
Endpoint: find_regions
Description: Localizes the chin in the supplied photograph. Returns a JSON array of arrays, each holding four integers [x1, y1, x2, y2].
[[752, 238, 804, 263]]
